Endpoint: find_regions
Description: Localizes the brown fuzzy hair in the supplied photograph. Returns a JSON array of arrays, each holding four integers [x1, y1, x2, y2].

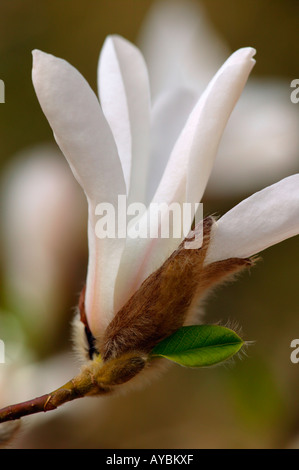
[[92, 216, 253, 361]]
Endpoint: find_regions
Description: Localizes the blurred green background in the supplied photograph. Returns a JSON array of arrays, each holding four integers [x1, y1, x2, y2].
[[0, 0, 299, 449]]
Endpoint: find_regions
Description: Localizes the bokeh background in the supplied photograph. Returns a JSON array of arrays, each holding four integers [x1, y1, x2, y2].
[[0, 0, 299, 449]]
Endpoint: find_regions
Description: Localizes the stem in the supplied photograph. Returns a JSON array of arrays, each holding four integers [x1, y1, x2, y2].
[[0, 393, 55, 422], [0, 377, 108, 424], [0, 352, 147, 424]]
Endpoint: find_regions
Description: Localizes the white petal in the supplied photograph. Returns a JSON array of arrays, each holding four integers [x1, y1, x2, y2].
[[114, 48, 256, 312], [98, 35, 151, 205], [140, 1, 299, 199], [205, 175, 299, 264], [32, 50, 126, 336], [152, 48, 256, 208], [32, 50, 125, 202], [186, 47, 256, 205], [146, 87, 198, 204]]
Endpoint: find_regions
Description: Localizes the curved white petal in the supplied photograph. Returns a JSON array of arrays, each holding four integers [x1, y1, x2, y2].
[[205, 174, 299, 264], [154, 47, 256, 207], [140, 1, 299, 199], [114, 48, 256, 313], [32, 50, 125, 202], [98, 35, 151, 205], [146, 87, 198, 204], [32, 50, 126, 337]]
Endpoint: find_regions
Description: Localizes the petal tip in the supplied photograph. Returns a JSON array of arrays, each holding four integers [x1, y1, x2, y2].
[[103, 34, 127, 50], [31, 49, 42, 64], [32, 49, 55, 72], [103, 33, 141, 57], [231, 46, 257, 64], [243, 46, 257, 64], [32, 49, 48, 61], [242, 46, 257, 57]]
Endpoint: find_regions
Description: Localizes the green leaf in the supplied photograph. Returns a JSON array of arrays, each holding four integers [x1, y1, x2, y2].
[[150, 325, 244, 367]]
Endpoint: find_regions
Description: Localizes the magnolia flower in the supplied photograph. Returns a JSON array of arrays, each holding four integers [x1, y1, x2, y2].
[[31, 36, 253, 355], [31, 35, 299, 372], [138, 0, 299, 196], [33, 36, 299, 366], [0, 32, 299, 431]]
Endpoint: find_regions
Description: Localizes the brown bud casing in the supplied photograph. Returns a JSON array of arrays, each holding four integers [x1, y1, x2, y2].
[[99, 217, 253, 361]]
